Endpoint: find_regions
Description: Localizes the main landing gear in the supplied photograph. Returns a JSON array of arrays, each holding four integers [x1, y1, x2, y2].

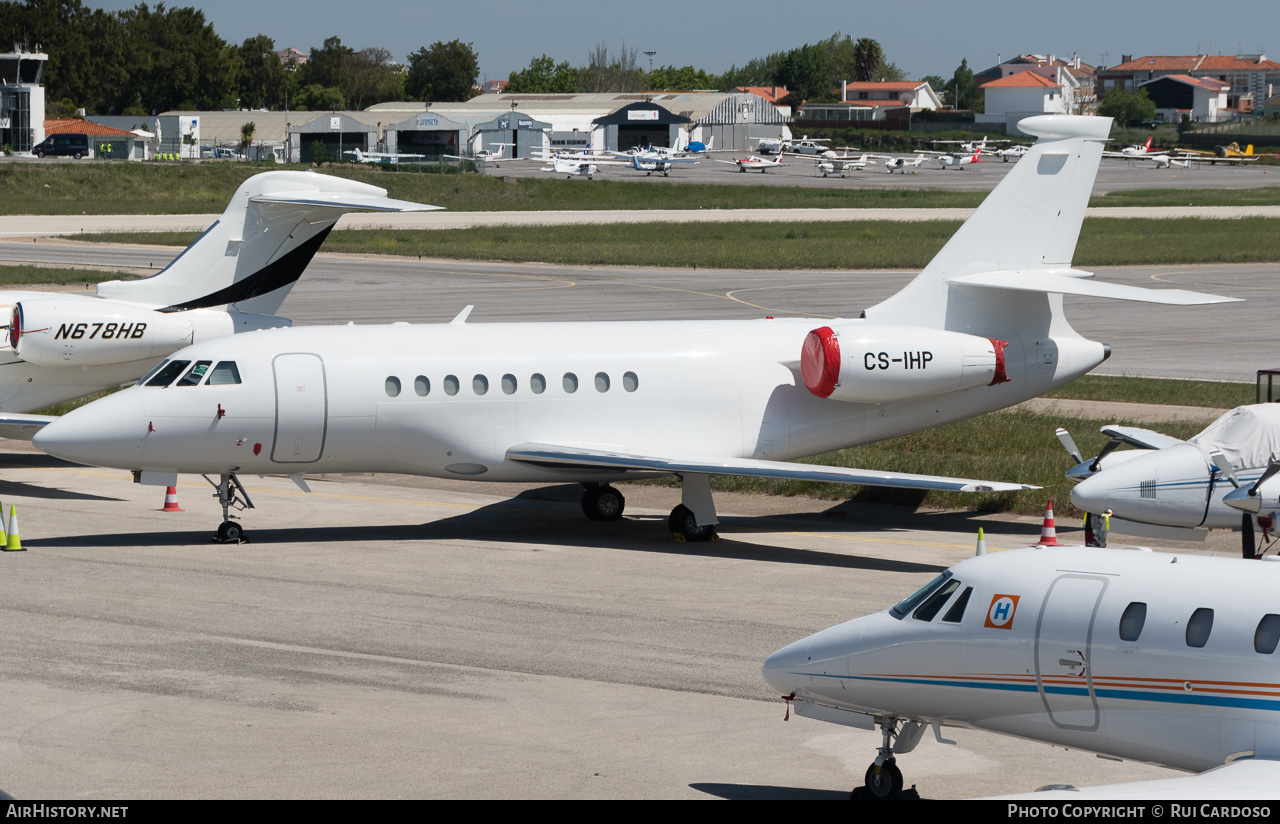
[[204, 471, 254, 543], [577, 474, 720, 542], [854, 716, 926, 800]]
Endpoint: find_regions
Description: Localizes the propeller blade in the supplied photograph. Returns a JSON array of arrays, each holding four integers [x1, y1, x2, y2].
[[1056, 428, 1083, 464], [1243, 511, 1257, 560], [1248, 458, 1280, 498], [1090, 437, 1123, 472]]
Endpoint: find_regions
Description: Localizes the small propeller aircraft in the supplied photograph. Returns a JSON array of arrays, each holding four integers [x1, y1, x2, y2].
[[538, 153, 626, 179], [880, 154, 927, 174], [935, 148, 982, 170], [444, 142, 522, 167], [764, 544, 1280, 799], [715, 154, 790, 173], [622, 151, 699, 176], [32, 116, 1239, 544], [344, 149, 426, 164], [1061, 405, 1280, 558]]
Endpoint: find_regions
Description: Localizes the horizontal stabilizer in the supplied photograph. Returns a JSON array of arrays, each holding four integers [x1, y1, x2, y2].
[[250, 192, 441, 213], [0, 412, 56, 441], [1099, 425, 1184, 451], [949, 271, 1240, 305], [507, 443, 1037, 493]]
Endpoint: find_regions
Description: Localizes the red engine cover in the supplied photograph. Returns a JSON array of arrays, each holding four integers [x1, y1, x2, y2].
[[801, 327, 840, 398]]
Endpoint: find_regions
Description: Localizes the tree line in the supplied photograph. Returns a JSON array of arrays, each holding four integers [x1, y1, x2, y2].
[[0, 0, 479, 116]]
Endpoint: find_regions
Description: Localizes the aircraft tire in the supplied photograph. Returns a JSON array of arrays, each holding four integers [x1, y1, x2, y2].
[[862, 760, 903, 800], [669, 504, 715, 541], [582, 486, 625, 522], [216, 521, 243, 543]]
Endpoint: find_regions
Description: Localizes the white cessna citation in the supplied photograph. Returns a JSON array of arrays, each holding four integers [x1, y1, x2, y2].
[[763, 546, 1280, 799], [1062, 405, 1280, 558], [0, 170, 436, 437], [33, 116, 1237, 543]]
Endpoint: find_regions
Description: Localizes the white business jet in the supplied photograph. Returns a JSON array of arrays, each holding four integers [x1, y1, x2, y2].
[[33, 116, 1238, 544], [0, 171, 436, 438], [1061, 405, 1280, 558], [763, 545, 1280, 799]]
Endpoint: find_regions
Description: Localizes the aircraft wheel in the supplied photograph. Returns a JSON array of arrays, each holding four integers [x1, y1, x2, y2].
[[582, 485, 625, 522], [862, 759, 903, 800], [216, 521, 243, 543], [669, 504, 715, 541]]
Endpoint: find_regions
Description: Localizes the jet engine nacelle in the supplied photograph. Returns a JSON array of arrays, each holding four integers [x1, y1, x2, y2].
[[801, 324, 1008, 403], [10, 297, 236, 368]]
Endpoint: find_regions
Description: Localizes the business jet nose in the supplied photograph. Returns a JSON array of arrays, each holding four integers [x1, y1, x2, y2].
[[33, 390, 144, 469], [762, 638, 811, 695]]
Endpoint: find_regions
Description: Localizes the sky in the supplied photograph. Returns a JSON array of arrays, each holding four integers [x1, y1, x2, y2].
[[85, 1, 1280, 85]]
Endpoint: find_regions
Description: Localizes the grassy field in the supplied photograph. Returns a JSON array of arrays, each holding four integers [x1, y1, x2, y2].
[[81, 216, 1280, 269], [0, 264, 132, 286], [5, 161, 1280, 214], [1045, 374, 1250, 408]]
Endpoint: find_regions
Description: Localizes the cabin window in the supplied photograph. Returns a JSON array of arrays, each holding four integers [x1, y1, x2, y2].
[[890, 572, 951, 619], [414, 376, 430, 397], [501, 374, 517, 395], [530, 373, 546, 394], [1119, 602, 1148, 642], [207, 362, 242, 386], [1186, 608, 1214, 648], [176, 361, 212, 387], [563, 372, 578, 393], [473, 374, 489, 395], [941, 587, 973, 623], [913, 578, 962, 622], [595, 372, 610, 392], [624, 371, 639, 392], [1255, 614, 1280, 655], [444, 375, 459, 396], [145, 360, 191, 387], [385, 376, 401, 397]]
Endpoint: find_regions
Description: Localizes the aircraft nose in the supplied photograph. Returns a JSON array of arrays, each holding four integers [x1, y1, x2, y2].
[[34, 391, 144, 468], [1070, 472, 1112, 515], [762, 638, 810, 695], [1065, 461, 1096, 483]]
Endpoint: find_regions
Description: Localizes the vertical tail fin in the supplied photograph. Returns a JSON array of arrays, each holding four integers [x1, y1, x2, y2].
[[96, 171, 438, 316], [864, 115, 1111, 332]]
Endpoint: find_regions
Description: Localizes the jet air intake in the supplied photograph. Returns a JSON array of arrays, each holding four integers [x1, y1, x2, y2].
[[10, 297, 234, 367], [801, 325, 1009, 403]]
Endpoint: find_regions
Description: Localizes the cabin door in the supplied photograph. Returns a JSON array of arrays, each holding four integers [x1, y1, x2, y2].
[[272, 352, 327, 463], [1034, 574, 1106, 731]]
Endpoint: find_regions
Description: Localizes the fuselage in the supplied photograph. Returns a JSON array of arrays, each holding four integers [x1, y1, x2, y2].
[[35, 317, 1106, 481], [764, 547, 1280, 774]]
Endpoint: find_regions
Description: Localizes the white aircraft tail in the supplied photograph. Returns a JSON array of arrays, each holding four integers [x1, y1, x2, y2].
[[864, 115, 1111, 336], [96, 171, 438, 315]]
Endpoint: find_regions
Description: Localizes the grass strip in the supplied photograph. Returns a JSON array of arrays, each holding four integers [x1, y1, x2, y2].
[[78, 216, 1280, 269], [0, 264, 132, 286], [6, 161, 1280, 214], [1045, 374, 1250, 408]]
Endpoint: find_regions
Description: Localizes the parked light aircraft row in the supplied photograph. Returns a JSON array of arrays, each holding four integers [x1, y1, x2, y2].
[[0, 171, 436, 439], [31, 116, 1238, 546], [764, 543, 1280, 798]]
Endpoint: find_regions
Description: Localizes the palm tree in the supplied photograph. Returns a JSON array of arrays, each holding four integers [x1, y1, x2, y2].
[[239, 121, 256, 158], [852, 38, 884, 83]]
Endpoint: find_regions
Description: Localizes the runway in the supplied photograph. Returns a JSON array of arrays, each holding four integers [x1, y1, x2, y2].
[[0, 240, 1273, 382], [0, 450, 1208, 799]]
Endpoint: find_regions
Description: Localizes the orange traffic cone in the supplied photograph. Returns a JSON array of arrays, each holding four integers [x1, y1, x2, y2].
[[1034, 500, 1061, 546], [161, 486, 184, 512]]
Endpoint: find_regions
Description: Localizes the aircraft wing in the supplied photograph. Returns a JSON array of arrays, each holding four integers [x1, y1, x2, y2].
[[250, 192, 442, 212], [506, 443, 1037, 492], [0, 412, 57, 441], [992, 759, 1280, 800], [1098, 424, 1184, 450]]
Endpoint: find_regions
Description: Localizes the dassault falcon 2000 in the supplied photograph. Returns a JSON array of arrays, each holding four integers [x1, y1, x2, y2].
[[34, 116, 1237, 543], [0, 171, 435, 438], [763, 546, 1280, 799]]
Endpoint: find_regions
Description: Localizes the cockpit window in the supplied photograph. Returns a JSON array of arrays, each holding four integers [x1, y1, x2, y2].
[[207, 362, 242, 386], [137, 359, 170, 386], [145, 360, 191, 387], [890, 572, 951, 619], [913, 578, 962, 622], [941, 586, 973, 624], [176, 361, 212, 386]]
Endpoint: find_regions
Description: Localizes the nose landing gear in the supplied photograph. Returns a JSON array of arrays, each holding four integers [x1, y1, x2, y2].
[[204, 472, 254, 543], [854, 716, 924, 800]]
